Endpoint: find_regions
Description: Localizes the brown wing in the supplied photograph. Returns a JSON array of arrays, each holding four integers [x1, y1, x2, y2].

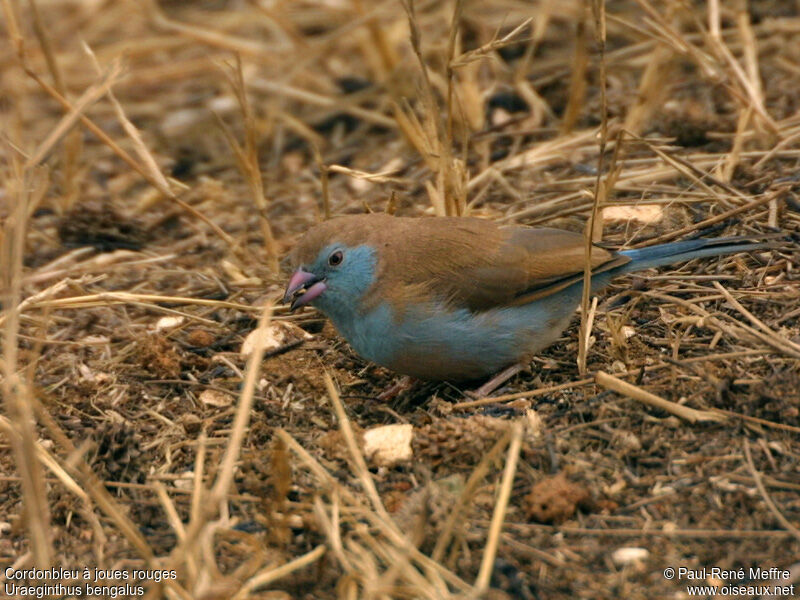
[[370, 217, 629, 312], [443, 226, 630, 310]]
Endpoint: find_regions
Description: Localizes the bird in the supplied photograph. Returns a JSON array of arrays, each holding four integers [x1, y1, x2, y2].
[[283, 213, 772, 382]]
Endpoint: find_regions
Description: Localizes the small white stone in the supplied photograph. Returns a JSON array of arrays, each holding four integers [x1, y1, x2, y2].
[[363, 424, 414, 467], [241, 321, 311, 356], [612, 547, 649, 565], [241, 324, 284, 355], [155, 316, 185, 331], [199, 389, 233, 407]]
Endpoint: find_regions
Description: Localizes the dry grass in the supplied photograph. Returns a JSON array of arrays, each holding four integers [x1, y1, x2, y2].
[[1, 1, 800, 598]]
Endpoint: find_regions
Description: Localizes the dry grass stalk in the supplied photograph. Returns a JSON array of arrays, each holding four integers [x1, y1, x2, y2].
[[397, 0, 467, 216], [643, 288, 800, 361], [0, 14, 238, 251], [560, 4, 589, 135], [85, 44, 175, 197], [13, 393, 203, 596], [26, 67, 238, 249], [208, 303, 273, 507], [327, 164, 408, 184], [705, 0, 775, 134], [352, 0, 400, 80], [711, 409, 800, 435], [28, 0, 83, 211], [502, 521, 797, 539], [621, 37, 674, 137], [449, 18, 531, 69], [431, 429, 513, 563], [276, 428, 471, 596], [595, 371, 727, 423], [451, 377, 596, 410], [323, 372, 397, 533], [156, 302, 327, 597], [24, 61, 122, 169], [217, 56, 279, 272], [471, 127, 598, 194], [250, 78, 396, 129], [443, 0, 465, 157], [1, 163, 53, 568], [474, 422, 523, 593], [28, 402, 156, 562], [632, 135, 742, 207], [578, 0, 608, 376], [144, 0, 273, 58], [742, 440, 800, 543], [712, 281, 800, 357], [231, 544, 327, 599], [313, 144, 332, 219], [0, 292, 258, 328]]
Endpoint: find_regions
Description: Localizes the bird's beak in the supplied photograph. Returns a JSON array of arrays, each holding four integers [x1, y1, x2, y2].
[[283, 269, 327, 311]]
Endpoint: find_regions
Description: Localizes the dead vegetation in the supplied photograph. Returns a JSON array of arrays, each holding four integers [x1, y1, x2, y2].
[[1, 0, 800, 598]]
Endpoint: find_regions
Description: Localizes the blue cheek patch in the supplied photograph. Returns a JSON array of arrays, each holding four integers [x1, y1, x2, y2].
[[309, 244, 378, 321]]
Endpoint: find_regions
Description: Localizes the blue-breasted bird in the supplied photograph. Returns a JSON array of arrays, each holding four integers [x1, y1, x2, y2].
[[283, 213, 770, 381]]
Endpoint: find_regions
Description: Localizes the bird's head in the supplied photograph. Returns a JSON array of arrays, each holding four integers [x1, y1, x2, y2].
[[283, 219, 379, 318]]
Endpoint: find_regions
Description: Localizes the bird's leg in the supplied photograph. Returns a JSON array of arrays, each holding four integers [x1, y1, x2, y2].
[[377, 375, 418, 401], [469, 362, 526, 398]]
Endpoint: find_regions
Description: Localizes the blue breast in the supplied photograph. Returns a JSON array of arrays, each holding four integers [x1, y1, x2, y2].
[[330, 292, 582, 380]]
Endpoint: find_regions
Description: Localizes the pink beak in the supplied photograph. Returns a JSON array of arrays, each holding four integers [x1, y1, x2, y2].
[[283, 269, 327, 311]]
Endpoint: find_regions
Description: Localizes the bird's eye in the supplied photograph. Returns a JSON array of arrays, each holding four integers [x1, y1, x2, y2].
[[328, 250, 343, 266]]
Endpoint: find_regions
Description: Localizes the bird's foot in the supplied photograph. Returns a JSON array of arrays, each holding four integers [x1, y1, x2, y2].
[[468, 363, 526, 398], [377, 375, 418, 401]]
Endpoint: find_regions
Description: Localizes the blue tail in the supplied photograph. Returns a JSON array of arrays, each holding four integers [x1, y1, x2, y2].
[[617, 237, 772, 273], [516, 235, 779, 307]]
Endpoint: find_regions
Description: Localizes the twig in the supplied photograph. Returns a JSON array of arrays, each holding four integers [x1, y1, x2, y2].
[[578, 0, 608, 375], [432, 429, 513, 562], [595, 371, 727, 423], [500, 521, 797, 539], [232, 545, 327, 599], [1, 166, 52, 567], [449, 18, 532, 68], [217, 55, 279, 272], [209, 304, 272, 506], [324, 373, 393, 525], [25, 60, 122, 168], [712, 281, 800, 356], [451, 377, 595, 410], [710, 408, 800, 434], [474, 422, 523, 593], [742, 439, 800, 543]]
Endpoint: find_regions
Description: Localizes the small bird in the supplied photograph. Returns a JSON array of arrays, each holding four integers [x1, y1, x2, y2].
[[283, 213, 769, 381]]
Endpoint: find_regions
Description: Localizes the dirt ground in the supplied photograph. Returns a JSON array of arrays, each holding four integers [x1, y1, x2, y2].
[[1, 1, 800, 599]]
